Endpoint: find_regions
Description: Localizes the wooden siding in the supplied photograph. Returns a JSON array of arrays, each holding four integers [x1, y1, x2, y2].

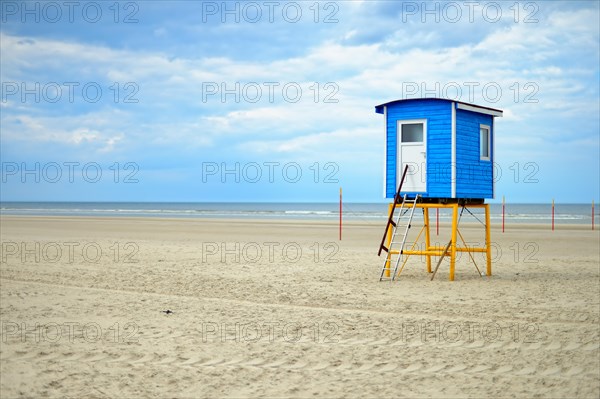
[[385, 99, 451, 198], [455, 108, 494, 198], [381, 99, 498, 199]]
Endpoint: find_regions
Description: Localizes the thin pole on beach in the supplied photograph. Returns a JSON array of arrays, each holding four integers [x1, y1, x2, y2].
[[339, 187, 342, 240], [502, 195, 505, 233], [593, 200, 595, 231], [552, 199, 555, 231]]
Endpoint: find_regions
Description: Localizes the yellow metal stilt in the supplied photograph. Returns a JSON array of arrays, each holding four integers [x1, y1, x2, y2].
[[450, 204, 458, 281], [424, 208, 432, 273], [381, 201, 492, 281]]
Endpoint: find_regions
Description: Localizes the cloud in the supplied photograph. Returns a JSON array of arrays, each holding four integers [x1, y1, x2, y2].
[[244, 127, 378, 157], [1, 2, 598, 201]]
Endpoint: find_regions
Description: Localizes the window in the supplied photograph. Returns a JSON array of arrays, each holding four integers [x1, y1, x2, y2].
[[401, 123, 424, 143], [480, 125, 490, 160]]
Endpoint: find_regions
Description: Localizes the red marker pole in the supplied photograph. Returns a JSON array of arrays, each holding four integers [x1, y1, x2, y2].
[[592, 200, 595, 231], [339, 187, 342, 241], [551, 199, 555, 231], [502, 195, 505, 233]]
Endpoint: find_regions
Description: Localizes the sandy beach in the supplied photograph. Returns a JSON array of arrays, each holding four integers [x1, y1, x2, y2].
[[1, 215, 598, 398]]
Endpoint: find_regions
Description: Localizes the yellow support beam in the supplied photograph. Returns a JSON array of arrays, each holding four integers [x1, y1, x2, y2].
[[424, 208, 432, 273], [427, 246, 488, 253], [402, 250, 449, 256], [393, 203, 489, 209], [450, 204, 458, 281], [383, 201, 492, 281]]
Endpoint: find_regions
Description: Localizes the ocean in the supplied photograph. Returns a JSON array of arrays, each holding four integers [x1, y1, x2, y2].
[[0, 202, 597, 225]]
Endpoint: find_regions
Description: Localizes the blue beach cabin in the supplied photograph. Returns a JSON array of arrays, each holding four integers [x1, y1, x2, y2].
[[375, 98, 503, 202]]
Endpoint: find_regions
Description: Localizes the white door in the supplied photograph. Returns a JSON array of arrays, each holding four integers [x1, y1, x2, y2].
[[397, 120, 427, 192]]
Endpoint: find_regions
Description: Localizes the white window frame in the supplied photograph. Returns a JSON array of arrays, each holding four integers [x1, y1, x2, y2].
[[398, 120, 426, 145], [480, 124, 491, 161]]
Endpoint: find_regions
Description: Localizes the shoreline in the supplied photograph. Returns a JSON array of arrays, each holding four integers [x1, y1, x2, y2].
[[0, 214, 596, 231]]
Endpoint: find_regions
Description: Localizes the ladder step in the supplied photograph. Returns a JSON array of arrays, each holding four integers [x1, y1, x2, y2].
[[377, 172, 421, 281]]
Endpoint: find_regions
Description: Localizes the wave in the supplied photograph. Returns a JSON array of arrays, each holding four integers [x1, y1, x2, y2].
[[1, 203, 597, 224], [284, 210, 335, 215]]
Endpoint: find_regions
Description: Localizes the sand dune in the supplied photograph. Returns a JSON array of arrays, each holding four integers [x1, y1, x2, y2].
[[1, 216, 598, 398]]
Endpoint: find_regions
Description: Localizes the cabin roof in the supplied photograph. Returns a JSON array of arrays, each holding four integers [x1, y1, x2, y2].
[[375, 98, 503, 117]]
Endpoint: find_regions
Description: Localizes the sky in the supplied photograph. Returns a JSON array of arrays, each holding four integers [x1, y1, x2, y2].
[[1, 0, 599, 203]]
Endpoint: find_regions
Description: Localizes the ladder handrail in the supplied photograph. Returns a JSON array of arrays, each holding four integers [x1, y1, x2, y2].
[[391, 196, 420, 280], [378, 193, 407, 281], [378, 165, 410, 256]]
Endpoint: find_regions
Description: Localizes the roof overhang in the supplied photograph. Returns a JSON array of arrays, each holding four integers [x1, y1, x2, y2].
[[375, 98, 503, 117], [455, 101, 503, 117]]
